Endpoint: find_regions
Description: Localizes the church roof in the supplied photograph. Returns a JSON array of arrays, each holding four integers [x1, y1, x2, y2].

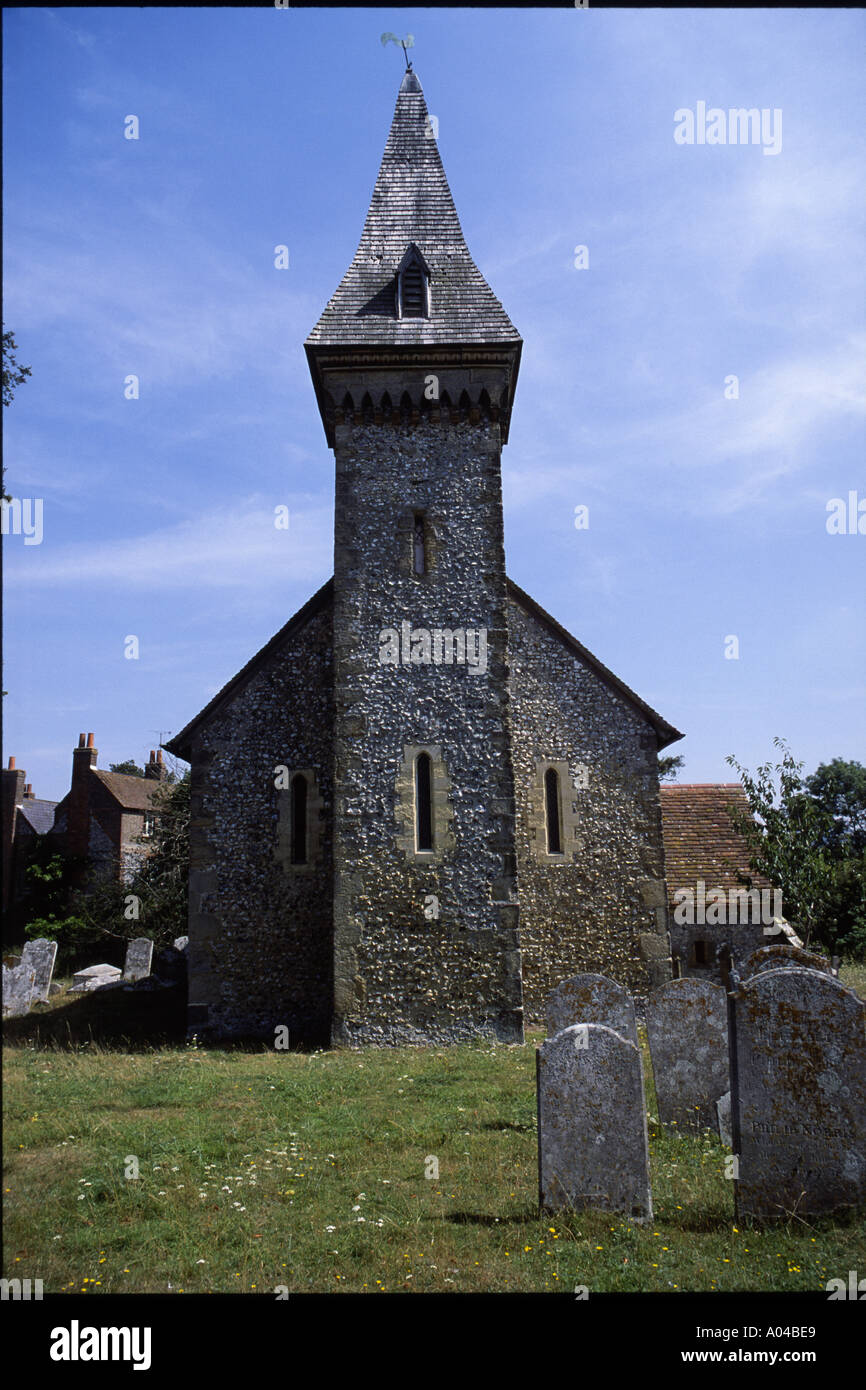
[[166, 576, 682, 760], [659, 784, 773, 894], [305, 69, 521, 350]]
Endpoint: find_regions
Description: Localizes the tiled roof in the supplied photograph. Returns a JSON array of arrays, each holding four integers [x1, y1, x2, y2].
[[660, 784, 772, 894], [305, 69, 521, 349], [16, 799, 58, 835], [92, 770, 164, 811]]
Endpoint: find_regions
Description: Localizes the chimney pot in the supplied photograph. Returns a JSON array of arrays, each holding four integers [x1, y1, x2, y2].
[[157, 750, 164, 764], [78, 734, 86, 748], [7, 757, 15, 770], [87, 733, 95, 748]]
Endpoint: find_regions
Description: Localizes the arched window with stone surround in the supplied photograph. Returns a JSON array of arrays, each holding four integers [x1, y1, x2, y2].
[[290, 773, 308, 865], [544, 767, 562, 855], [415, 752, 434, 851]]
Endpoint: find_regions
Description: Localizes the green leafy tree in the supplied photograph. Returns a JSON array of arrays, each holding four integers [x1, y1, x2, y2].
[[109, 760, 145, 778], [726, 739, 865, 958], [658, 753, 685, 781], [129, 773, 190, 943], [804, 759, 866, 856], [2, 327, 31, 408], [2, 326, 31, 502]]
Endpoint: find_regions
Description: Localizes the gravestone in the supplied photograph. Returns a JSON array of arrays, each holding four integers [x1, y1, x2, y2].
[[2, 963, 36, 1018], [537, 1023, 652, 1219], [69, 963, 123, 993], [742, 944, 835, 978], [729, 967, 866, 1222], [645, 978, 728, 1132], [545, 973, 638, 1046], [123, 938, 153, 983], [716, 1091, 732, 1148], [20, 939, 58, 1002], [173, 936, 188, 952]]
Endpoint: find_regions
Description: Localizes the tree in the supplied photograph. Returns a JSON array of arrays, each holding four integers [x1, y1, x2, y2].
[[109, 760, 145, 778], [129, 772, 190, 942], [804, 759, 866, 856], [2, 327, 31, 408], [2, 326, 31, 502], [726, 739, 865, 958], [658, 753, 685, 781]]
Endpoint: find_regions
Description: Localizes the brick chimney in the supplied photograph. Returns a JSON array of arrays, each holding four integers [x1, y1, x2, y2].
[[68, 733, 98, 858], [145, 749, 168, 782], [23, 783, 35, 799], [2, 757, 27, 912]]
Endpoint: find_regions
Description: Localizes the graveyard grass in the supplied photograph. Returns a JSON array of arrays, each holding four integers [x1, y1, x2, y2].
[[4, 969, 865, 1296]]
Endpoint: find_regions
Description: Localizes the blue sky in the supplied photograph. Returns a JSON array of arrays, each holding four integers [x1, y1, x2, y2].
[[3, 6, 865, 801]]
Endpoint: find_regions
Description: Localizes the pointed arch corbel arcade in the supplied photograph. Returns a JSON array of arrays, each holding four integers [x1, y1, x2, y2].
[[306, 343, 522, 447]]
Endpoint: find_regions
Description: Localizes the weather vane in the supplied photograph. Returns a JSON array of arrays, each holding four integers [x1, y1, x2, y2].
[[380, 32, 414, 71]]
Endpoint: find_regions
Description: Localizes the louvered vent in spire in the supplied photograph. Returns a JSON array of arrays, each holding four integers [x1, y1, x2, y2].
[[396, 244, 430, 319]]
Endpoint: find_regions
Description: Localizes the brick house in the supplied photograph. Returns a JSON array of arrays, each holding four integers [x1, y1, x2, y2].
[[49, 734, 169, 881], [2, 735, 169, 945]]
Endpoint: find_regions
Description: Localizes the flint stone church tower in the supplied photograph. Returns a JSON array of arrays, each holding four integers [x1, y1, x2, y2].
[[167, 69, 682, 1046]]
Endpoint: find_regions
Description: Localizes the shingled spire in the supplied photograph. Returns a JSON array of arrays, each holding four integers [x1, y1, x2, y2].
[[306, 69, 522, 442]]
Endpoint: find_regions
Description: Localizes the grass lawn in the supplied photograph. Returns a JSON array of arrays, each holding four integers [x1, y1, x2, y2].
[[4, 968, 865, 1295]]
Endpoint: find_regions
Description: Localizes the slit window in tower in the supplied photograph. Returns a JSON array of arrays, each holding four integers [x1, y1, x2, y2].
[[415, 752, 434, 852], [290, 773, 308, 865], [544, 767, 562, 855], [413, 513, 426, 575]]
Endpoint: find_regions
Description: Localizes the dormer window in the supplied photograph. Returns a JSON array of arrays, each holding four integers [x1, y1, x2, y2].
[[396, 244, 431, 319]]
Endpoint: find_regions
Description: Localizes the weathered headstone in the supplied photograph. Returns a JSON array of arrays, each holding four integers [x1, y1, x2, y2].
[[20, 939, 58, 1002], [716, 1091, 732, 1148], [123, 937, 153, 982], [729, 967, 866, 1222], [545, 972, 638, 1046], [2, 963, 36, 1018], [537, 1023, 652, 1219], [645, 978, 728, 1132], [69, 963, 123, 993], [742, 943, 835, 978]]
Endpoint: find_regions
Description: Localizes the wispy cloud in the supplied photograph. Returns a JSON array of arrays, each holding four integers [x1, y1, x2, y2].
[[7, 496, 333, 591]]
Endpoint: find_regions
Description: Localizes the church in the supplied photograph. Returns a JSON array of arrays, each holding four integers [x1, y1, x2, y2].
[[166, 67, 683, 1046]]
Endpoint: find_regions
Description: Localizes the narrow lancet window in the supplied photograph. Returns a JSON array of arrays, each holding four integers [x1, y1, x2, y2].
[[291, 773, 308, 864], [415, 752, 433, 851], [544, 767, 562, 854], [413, 513, 426, 575]]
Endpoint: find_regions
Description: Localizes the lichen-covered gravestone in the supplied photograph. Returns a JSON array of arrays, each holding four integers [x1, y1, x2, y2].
[[123, 938, 154, 983], [545, 973, 638, 1046], [537, 1023, 652, 1219], [729, 967, 866, 1222], [2, 963, 36, 1018], [645, 978, 728, 1132], [742, 944, 835, 978], [20, 939, 58, 1003]]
